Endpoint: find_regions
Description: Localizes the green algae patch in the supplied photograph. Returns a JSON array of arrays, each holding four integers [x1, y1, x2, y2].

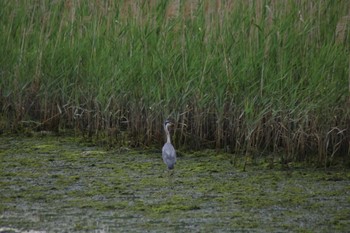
[[0, 136, 350, 232]]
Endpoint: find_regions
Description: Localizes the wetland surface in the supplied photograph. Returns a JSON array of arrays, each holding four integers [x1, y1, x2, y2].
[[0, 136, 349, 232]]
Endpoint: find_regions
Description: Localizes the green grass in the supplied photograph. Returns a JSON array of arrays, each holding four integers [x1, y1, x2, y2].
[[0, 1, 349, 163]]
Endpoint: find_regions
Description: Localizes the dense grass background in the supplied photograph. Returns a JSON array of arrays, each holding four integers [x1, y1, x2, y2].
[[0, 0, 349, 163]]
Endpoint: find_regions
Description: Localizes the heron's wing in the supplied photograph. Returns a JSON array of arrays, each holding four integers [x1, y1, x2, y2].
[[162, 143, 176, 165]]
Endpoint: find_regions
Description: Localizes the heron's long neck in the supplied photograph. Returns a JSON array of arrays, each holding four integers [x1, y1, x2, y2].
[[165, 125, 171, 144]]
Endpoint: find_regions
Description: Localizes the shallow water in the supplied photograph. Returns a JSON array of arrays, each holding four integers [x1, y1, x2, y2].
[[0, 136, 349, 232]]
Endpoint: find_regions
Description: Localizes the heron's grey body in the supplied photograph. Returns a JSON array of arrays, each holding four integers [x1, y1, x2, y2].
[[162, 121, 176, 170]]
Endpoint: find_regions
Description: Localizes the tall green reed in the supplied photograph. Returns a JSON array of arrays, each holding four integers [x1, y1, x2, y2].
[[0, 1, 349, 163]]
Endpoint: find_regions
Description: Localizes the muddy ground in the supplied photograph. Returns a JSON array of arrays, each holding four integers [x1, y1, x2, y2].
[[0, 136, 349, 232]]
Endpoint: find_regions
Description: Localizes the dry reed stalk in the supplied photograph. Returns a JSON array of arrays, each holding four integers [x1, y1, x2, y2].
[[120, 0, 140, 22], [183, 0, 199, 19], [335, 15, 350, 44], [166, 0, 180, 20]]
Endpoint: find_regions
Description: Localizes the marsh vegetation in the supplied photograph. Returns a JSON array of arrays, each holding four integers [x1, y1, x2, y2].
[[0, 1, 350, 231]]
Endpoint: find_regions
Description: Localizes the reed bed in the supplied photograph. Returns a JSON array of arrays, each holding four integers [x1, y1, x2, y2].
[[0, 0, 349, 163]]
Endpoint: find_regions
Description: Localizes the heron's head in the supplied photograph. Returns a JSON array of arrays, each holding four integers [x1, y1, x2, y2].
[[164, 119, 174, 128]]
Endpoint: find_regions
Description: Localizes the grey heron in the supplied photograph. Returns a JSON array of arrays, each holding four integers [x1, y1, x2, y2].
[[162, 120, 176, 170]]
